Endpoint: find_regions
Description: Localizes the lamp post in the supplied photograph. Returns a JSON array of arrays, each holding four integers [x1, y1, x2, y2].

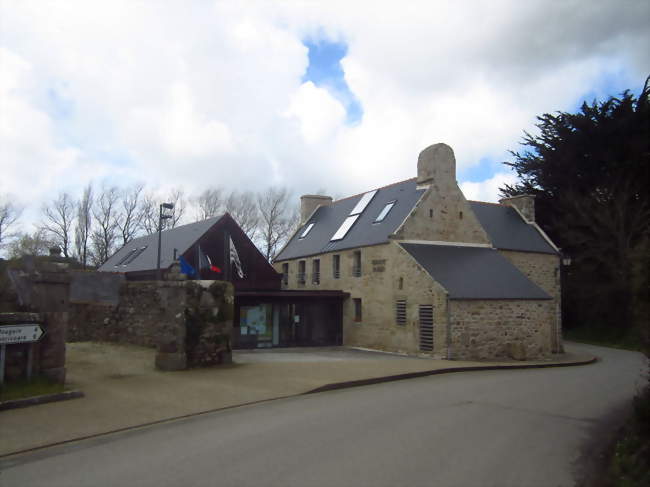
[[156, 202, 174, 280]]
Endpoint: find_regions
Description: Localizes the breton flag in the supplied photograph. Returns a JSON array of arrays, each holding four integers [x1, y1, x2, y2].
[[198, 246, 221, 274], [229, 237, 244, 278]]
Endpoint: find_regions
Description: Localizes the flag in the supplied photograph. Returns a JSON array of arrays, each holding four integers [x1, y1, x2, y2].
[[179, 256, 197, 278], [229, 236, 244, 278], [198, 246, 221, 274]]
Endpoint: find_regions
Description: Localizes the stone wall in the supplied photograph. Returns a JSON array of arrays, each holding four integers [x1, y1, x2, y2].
[[275, 242, 450, 358], [68, 279, 234, 370], [449, 299, 555, 360], [500, 250, 562, 352]]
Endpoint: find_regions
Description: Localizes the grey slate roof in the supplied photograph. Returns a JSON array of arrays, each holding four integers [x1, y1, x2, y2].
[[98, 216, 223, 273], [400, 243, 550, 300], [275, 179, 425, 261], [469, 202, 557, 254]]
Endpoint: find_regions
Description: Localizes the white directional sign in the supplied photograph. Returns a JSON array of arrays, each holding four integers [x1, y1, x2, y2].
[[0, 324, 45, 345]]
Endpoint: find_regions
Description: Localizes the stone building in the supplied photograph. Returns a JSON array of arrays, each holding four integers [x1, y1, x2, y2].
[[274, 143, 562, 360]]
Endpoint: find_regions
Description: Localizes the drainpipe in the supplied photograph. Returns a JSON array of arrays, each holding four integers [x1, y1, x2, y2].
[[446, 293, 452, 360]]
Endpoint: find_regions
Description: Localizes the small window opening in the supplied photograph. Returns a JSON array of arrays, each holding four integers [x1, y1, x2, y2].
[[398, 277, 404, 290], [396, 300, 407, 326], [353, 298, 362, 322], [352, 251, 362, 277], [459, 211, 463, 219], [282, 263, 289, 285], [298, 260, 306, 284], [312, 259, 320, 284], [333, 254, 340, 279], [429, 209, 433, 218]]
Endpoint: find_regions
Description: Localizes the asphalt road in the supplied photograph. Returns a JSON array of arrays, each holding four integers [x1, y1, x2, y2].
[[1, 343, 646, 487]]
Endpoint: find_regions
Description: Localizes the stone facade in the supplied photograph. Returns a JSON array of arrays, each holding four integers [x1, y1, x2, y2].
[[68, 279, 234, 371], [275, 142, 562, 361], [449, 300, 555, 360]]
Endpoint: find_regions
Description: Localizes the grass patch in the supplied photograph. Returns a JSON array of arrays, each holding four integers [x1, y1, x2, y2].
[[564, 327, 644, 352], [0, 376, 64, 402], [607, 384, 650, 487]]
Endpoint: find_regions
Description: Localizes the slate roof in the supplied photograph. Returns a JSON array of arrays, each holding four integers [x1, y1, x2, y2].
[[400, 243, 551, 300], [98, 216, 223, 273], [469, 202, 557, 254], [275, 178, 425, 261]]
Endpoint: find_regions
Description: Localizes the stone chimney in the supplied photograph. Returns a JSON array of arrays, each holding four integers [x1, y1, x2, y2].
[[300, 195, 332, 224], [417, 143, 457, 188], [499, 194, 536, 222]]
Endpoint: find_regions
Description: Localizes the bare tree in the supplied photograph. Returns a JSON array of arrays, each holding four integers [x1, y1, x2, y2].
[[90, 184, 120, 266], [0, 196, 22, 251], [226, 190, 259, 240], [74, 183, 93, 268], [117, 183, 144, 246], [139, 193, 158, 235], [8, 230, 52, 258], [40, 192, 75, 258], [166, 188, 186, 228], [193, 187, 223, 221], [257, 187, 297, 261], [139, 187, 187, 235]]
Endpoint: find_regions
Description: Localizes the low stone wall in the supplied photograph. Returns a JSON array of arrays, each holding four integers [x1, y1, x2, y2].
[[68, 280, 234, 370], [449, 299, 554, 360], [0, 312, 67, 384]]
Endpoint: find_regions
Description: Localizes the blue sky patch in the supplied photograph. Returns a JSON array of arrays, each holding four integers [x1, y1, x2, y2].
[[302, 39, 362, 124]]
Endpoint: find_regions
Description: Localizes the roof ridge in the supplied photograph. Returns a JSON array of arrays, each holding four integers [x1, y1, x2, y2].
[[468, 200, 505, 207], [333, 177, 417, 203]]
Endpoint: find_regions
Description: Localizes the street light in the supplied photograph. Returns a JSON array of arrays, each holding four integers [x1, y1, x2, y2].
[[156, 202, 174, 280]]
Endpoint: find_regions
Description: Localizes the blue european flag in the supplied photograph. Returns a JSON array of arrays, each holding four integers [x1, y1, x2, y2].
[[179, 256, 197, 278]]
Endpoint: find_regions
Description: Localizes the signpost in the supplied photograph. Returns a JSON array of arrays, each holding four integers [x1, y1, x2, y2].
[[0, 324, 45, 385]]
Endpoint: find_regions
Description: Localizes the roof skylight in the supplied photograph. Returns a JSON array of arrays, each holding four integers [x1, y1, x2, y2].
[[115, 248, 137, 266], [374, 200, 396, 223], [349, 190, 377, 216], [331, 215, 360, 241], [123, 246, 147, 266], [299, 223, 315, 239]]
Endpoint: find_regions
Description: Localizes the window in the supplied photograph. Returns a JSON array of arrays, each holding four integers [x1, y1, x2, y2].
[[282, 263, 289, 285], [459, 211, 463, 220], [374, 200, 396, 223], [396, 300, 407, 326], [398, 277, 404, 290], [299, 222, 315, 239], [349, 190, 377, 215], [115, 248, 137, 266], [429, 209, 433, 218], [332, 254, 340, 279], [353, 298, 362, 322], [312, 259, 320, 284], [352, 250, 362, 277], [298, 260, 306, 284], [419, 305, 434, 351], [123, 246, 147, 265], [331, 215, 359, 241]]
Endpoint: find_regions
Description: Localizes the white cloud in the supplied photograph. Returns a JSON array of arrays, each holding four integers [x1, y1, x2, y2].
[[460, 172, 519, 203], [0, 0, 647, 232]]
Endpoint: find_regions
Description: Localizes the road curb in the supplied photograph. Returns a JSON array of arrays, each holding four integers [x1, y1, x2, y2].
[[0, 355, 596, 459], [305, 356, 598, 394], [0, 390, 84, 412]]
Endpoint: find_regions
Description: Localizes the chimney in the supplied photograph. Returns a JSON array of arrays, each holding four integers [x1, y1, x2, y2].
[[417, 143, 457, 188], [499, 194, 536, 222], [300, 195, 332, 224]]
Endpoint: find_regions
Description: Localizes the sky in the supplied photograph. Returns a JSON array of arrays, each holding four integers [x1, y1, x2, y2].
[[1, 0, 648, 232]]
